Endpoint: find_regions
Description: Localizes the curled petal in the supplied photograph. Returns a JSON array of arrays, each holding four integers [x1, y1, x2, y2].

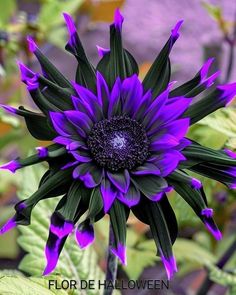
[[96, 45, 110, 57], [100, 178, 117, 213], [113, 8, 124, 31]]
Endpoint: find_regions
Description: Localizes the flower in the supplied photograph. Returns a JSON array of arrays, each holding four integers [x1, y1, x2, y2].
[[1, 9, 236, 280]]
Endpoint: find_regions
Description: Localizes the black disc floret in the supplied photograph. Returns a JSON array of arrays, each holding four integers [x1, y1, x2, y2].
[[87, 116, 149, 171]]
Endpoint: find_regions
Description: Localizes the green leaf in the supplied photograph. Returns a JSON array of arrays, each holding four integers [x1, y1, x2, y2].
[[16, 165, 104, 295], [0, 0, 16, 26], [208, 264, 236, 288], [0, 273, 68, 295], [174, 238, 216, 266]]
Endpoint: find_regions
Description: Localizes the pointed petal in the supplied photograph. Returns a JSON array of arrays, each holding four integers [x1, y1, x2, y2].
[[49, 112, 75, 137], [0, 160, 21, 173], [161, 254, 178, 280], [111, 242, 127, 265], [100, 178, 117, 213]]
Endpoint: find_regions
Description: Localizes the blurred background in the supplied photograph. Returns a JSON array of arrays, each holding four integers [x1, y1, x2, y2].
[[0, 1, 236, 294]]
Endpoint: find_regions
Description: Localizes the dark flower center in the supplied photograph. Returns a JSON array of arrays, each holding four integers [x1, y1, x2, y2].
[[87, 116, 149, 171]]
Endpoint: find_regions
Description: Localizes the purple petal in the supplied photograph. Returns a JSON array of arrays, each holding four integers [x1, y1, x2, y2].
[[161, 254, 178, 280], [200, 58, 214, 80], [117, 185, 140, 207], [150, 134, 179, 151], [96, 71, 110, 113], [107, 170, 130, 193], [27, 36, 37, 52], [175, 138, 192, 151], [64, 110, 93, 136], [61, 161, 79, 170], [108, 78, 122, 118], [36, 147, 48, 158], [0, 160, 21, 173], [224, 148, 236, 159], [17, 61, 35, 83], [133, 89, 152, 120], [50, 222, 73, 239], [111, 242, 127, 265], [71, 151, 92, 163], [121, 75, 143, 116], [201, 208, 214, 218], [217, 83, 236, 106], [49, 112, 75, 137], [171, 20, 184, 40], [73, 163, 103, 188], [96, 45, 110, 57], [0, 104, 18, 114], [143, 84, 173, 128], [100, 178, 117, 213], [191, 178, 202, 189], [160, 118, 190, 140], [113, 8, 124, 31], [63, 13, 76, 36], [43, 242, 60, 275], [0, 217, 16, 235], [157, 97, 192, 126], [154, 150, 186, 177], [75, 223, 94, 249], [131, 163, 161, 176], [204, 221, 222, 240]]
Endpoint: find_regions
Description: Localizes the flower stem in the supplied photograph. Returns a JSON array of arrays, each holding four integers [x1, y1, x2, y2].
[[103, 223, 118, 295], [196, 237, 236, 295]]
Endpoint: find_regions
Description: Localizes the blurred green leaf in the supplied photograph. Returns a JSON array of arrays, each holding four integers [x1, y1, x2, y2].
[[174, 238, 216, 266], [17, 164, 104, 295], [0, 0, 17, 27], [208, 264, 236, 290], [38, 0, 83, 31], [0, 273, 68, 295], [202, 2, 222, 21], [126, 240, 158, 279]]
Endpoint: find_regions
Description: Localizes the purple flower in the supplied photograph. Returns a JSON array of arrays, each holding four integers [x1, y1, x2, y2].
[[0, 9, 236, 279]]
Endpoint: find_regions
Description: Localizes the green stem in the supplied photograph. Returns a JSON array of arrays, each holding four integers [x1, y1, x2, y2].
[[103, 223, 118, 295]]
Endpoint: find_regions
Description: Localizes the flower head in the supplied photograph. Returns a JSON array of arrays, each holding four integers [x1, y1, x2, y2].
[[1, 9, 236, 279]]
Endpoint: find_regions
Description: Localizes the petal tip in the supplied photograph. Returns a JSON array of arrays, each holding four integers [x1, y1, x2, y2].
[[27, 36, 37, 52], [0, 160, 21, 173], [114, 8, 124, 31]]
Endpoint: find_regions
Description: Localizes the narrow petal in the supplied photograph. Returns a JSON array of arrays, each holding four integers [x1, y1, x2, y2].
[[150, 134, 179, 151], [161, 254, 178, 280], [154, 150, 186, 177], [157, 97, 192, 125], [71, 150, 92, 163], [27, 36, 37, 52], [159, 118, 190, 140], [0, 218, 17, 234], [0, 160, 21, 173], [64, 110, 93, 136], [107, 170, 130, 193], [113, 8, 124, 31], [96, 71, 110, 114], [131, 163, 161, 176], [49, 112, 75, 137], [171, 20, 184, 41], [100, 178, 117, 213], [121, 75, 143, 116], [75, 223, 95, 249], [111, 242, 127, 265], [108, 77, 122, 118]]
